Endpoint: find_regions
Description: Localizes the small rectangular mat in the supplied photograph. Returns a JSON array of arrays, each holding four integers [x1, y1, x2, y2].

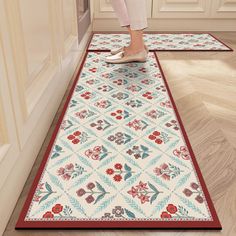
[[16, 51, 221, 229], [88, 33, 232, 51]]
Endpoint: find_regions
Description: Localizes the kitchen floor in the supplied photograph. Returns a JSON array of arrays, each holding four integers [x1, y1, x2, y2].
[[4, 32, 236, 236]]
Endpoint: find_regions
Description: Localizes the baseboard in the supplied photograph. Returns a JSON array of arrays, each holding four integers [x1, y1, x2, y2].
[[93, 18, 236, 32]]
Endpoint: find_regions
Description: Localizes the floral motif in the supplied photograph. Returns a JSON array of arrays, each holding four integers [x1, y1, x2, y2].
[[85, 145, 110, 161], [94, 99, 111, 109], [112, 79, 128, 86], [126, 84, 142, 92], [112, 92, 129, 100], [173, 146, 190, 160], [76, 181, 109, 204], [33, 182, 56, 204], [183, 182, 204, 204], [81, 91, 93, 100], [110, 109, 130, 120], [145, 109, 166, 119], [108, 132, 132, 145], [156, 85, 166, 92], [60, 119, 73, 131], [127, 181, 162, 204], [57, 163, 86, 181], [148, 130, 170, 144], [51, 145, 64, 159], [75, 109, 95, 119], [154, 163, 183, 180], [101, 206, 135, 219], [106, 163, 134, 182], [90, 119, 112, 131], [42, 204, 75, 219], [126, 119, 148, 131], [125, 99, 143, 108], [67, 130, 89, 144], [160, 100, 172, 109], [160, 204, 192, 219], [165, 120, 179, 131], [126, 145, 151, 159], [97, 84, 113, 92]]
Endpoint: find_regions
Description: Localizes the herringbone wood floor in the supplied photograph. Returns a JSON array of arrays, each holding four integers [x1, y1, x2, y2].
[[4, 32, 236, 236]]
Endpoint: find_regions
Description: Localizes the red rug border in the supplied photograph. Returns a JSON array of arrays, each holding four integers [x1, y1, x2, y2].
[[87, 31, 233, 52], [15, 49, 222, 229]]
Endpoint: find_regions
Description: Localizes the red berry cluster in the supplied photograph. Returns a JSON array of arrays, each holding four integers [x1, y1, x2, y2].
[[81, 91, 91, 100], [111, 109, 123, 120], [106, 163, 123, 182], [67, 131, 81, 144], [89, 68, 97, 73], [139, 67, 147, 73], [113, 79, 123, 85], [142, 91, 153, 100], [148, 131, 163, 144], [98, 85, 109, 92]]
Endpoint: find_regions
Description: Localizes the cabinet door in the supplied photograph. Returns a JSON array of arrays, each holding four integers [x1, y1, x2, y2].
[[1, 0, 78, 150], [211, 0, 236, 18], [0, 44, 20, 191], [152, 0, 211, 18], [94, 0, 153, 18]]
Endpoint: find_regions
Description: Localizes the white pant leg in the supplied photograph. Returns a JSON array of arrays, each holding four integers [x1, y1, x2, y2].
[[110, 0, 130, 27], [124, 0, 148, 30]]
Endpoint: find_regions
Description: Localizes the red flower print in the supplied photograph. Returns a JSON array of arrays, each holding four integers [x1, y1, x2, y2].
[[136, 181, 148, 191], [85, 149, 93, 157], [87, 182, 95, 190], [65, 163, 74, 171], [57, 167, 65, 176], [160, 211, 172, 219], [190, 182, 199, 190], [91, 154, 99, 160], [62, 173, 71, 181], [127, 186, 138, 198], [183, 188, 193, 197], [67, 135, 75, 140], [166, 204, 177, 214], [138, 194, 150, 204], [74, 131, 81, 136], [162, 174, 170, 180], [76, 188, 86, 197], [155, 139, 163, 144], [106, 168, 114, 175], [195, 195, 204, 203], [117, 110, 122, 113], [161, 163, 168, 169], [148, 135, 156, 140], [154, 167, 162, 176], [72, 139, 80, 144], [114, 163, 122, 170], [113, 174, 122, 182], [52, 204, 63, 214], [43, 211, 54, 218], [94, 146, 102, 152], [153, 131, 160, 136], [85, 195, 95, 203]]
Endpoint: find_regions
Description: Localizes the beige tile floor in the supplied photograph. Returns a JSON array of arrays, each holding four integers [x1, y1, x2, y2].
[[3, 32, 236, 236]]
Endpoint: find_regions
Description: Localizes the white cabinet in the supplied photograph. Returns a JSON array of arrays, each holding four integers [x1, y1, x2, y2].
[[0, 0, 86, 234], [211, 0, 236, 18], [152, 0, 211, 18]]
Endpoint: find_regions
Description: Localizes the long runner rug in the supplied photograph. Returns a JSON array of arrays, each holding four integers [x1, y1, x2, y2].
[[16, 50, 222, 229], [89, 32, 232, 51]]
